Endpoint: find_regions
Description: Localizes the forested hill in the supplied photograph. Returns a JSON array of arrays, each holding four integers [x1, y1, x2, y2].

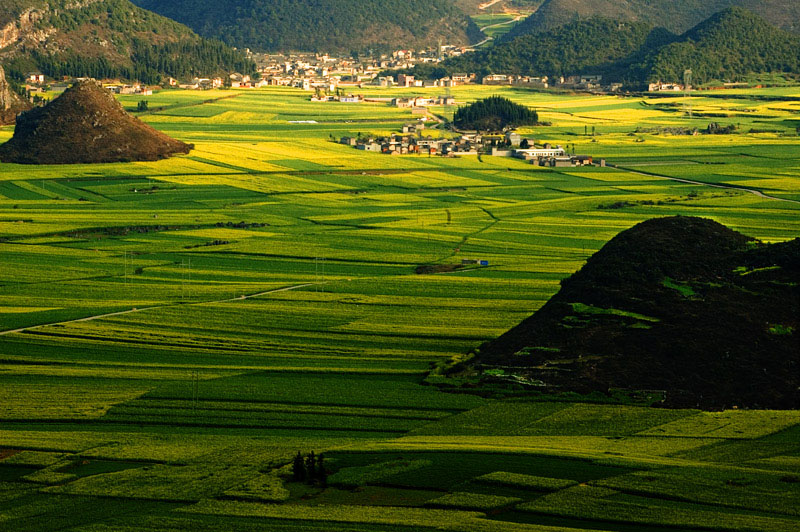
[[638, 7, 800, 85], [401, 8, 798, 85], [428, 18, 671, 81], [130, 0, 482, 52], [0, 0, 255, 84], [504, 0, 800, 40], [472, 216, 800, 410]]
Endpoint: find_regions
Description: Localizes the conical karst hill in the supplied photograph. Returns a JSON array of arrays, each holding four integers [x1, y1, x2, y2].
[[0, 64, 31, 125], [0, 80, 192, 164], [471, 216, 799, 409]]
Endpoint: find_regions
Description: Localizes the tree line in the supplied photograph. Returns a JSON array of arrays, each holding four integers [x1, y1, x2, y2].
[[7, 38, 256, 85]]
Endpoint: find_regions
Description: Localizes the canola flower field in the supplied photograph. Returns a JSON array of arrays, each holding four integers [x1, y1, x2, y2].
[[0, 85, 798, 531]]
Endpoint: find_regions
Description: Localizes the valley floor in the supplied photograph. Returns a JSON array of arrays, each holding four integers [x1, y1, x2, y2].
[[0, 85, 798, 531]]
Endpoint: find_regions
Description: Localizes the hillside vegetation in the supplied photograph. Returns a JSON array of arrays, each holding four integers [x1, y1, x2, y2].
[[473, 216, 800, 409], [131, 0, 482, 52], [505, 0, 800, 38], [415, 8, 799, 85], [639, 8, 800, 85], [438, 18, 670, 80], [0, 0, 255, 83]]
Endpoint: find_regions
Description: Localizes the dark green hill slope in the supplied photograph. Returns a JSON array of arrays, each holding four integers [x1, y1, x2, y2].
[[433, 18, 672, 80], [0, 0, 255, 83], [505, 0, 800, 39], [638, 7, 800, 84], [131, 0, 480, 52], [411, 8, 797, 85], [471, 216, 800, 409]]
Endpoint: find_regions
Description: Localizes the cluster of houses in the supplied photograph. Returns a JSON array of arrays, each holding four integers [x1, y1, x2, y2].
[[20, 47, 682, 96], [340, 129, 599, 167], [249, 47, 474, 92], [105, 83, 153, 96], [24, 73, 155, 96], [647, 82, 687, 92], [246, 50, 629, 93]]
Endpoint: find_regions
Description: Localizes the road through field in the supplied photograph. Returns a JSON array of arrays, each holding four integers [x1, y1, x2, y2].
[[0, 282, 316, 336], [473, 13, 526, 46], [611, 163, 800, 204]]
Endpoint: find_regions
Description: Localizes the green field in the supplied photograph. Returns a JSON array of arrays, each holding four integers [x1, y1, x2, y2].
[[0, 85, 799, 531], [471, 12, 530, 43]]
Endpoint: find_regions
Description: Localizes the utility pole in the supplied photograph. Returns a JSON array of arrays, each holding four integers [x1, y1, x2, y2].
[[684, 69, 693, 118]]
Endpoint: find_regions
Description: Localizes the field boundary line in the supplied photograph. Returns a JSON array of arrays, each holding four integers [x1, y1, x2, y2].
[[136, 93, 242, 116], [610, 163, 800, 204], [0, 283, 316, 337]]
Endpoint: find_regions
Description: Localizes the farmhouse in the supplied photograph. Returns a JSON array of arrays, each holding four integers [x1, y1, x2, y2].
[[513, 146, 566, 160], [483, 74, 512, 85], [505, 131, 521, 146], [402, 123, 424, 134], [648, 82, 685, 92]]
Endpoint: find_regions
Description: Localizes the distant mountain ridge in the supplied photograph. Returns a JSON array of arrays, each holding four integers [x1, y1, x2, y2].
[[0, 0, 255, 83], [130, 0, 482, 52], [416, 8, 799, 85], [504, 0, 800, 40]]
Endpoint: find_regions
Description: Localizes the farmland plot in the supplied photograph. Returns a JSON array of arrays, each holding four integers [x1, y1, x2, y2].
[[1, 84, 799, 530]]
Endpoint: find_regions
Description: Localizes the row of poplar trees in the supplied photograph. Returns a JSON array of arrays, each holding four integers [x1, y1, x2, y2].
[[292, 451, 327, 485]]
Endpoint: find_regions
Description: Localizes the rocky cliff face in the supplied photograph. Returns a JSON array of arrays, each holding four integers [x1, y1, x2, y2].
[[0, 63, 31, 124]]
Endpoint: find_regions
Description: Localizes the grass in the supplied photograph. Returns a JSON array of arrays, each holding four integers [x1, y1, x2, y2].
[[0, 84, 798, 530]]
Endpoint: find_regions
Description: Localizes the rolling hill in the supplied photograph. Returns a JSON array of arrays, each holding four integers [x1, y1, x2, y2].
[[0, 0, 255, 83], [413, 8, 799, 85], [469, 216, 800, 409], [431, 18, 671, 80], [636, 7, 800, 85], [130, 0, 483, 52], [504, 0, 800, 40]]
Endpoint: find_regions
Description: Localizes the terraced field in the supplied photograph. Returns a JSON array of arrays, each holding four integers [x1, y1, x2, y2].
[[0, 85, 798, 531]]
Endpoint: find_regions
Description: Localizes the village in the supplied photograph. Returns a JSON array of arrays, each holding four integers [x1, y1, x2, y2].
[[340, 127, 599, 168], [20, 43, 695, 98], [19, 44, 633, 96]]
